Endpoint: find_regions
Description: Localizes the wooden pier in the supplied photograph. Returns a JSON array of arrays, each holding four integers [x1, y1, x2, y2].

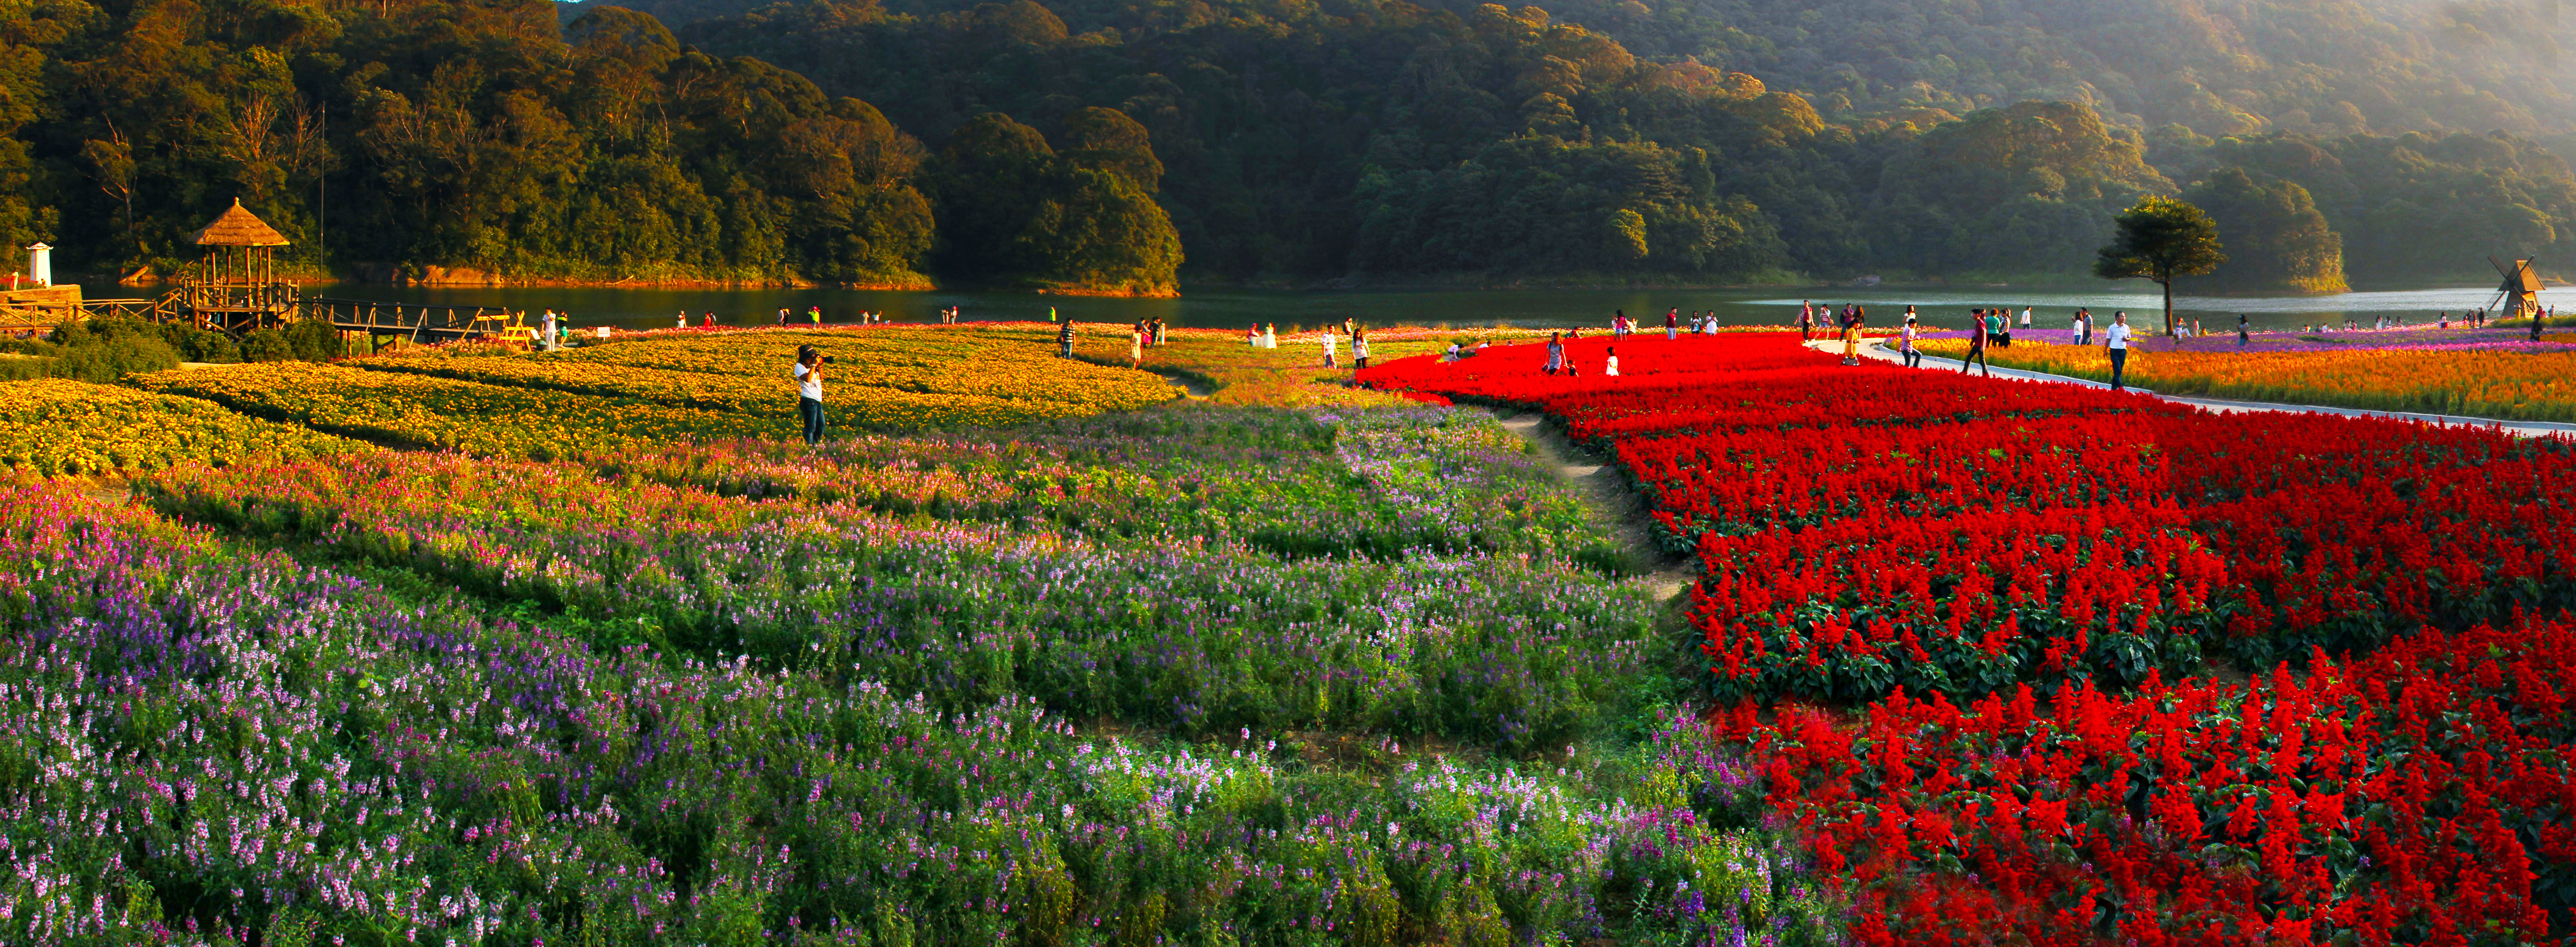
[[1, 201, 532, 348]]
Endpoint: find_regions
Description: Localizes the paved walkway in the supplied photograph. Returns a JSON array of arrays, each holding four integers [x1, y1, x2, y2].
[[1808, 339, 2576, 440]]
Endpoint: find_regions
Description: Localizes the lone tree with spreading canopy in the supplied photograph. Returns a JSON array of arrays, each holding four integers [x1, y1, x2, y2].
[[2093, 196, 2226, 336]]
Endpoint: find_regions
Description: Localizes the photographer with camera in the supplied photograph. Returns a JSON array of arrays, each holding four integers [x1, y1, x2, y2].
[[794, 345, 830, 446]]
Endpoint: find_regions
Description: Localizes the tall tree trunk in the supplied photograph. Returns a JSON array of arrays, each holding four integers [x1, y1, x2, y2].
[[2162, 277, 2175, 336]]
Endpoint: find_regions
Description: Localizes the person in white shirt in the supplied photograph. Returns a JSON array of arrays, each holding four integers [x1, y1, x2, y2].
[[793, 345, 826, 445], [2020, 307, 2032, 329], [1321, 330, 1337, 368], [1900, 315, 1921, 368], [1353, 330, 1371, 369], [1604, 346, 1621, 376], [2104, 312, 2134, 391], [676, 311, 689, 329]]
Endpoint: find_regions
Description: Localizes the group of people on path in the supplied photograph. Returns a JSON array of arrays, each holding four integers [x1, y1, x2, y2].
[[1946, 307, 2137, 390]]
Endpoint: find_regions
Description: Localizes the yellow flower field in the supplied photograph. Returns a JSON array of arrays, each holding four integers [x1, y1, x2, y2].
[[1915, 339, 2576, 422], [137, 363, 790, 460], [347, 326, 1182, 430], [0, 379, 361, 475], [511, 326, 1181, 407]]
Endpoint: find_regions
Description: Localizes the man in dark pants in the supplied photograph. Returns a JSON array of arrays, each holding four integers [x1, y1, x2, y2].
[[794, 345, 826, 446], [1960, 309, 1991, 376], [2105, 311, 2134, 391]]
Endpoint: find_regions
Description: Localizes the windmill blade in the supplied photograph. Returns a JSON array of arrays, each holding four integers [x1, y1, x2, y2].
[[2492, 255, 2512, 277]]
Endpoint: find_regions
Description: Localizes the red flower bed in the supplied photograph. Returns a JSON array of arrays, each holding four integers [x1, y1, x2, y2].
[[1720, 618, 2576, 947], [1366, 334, 2576, 697], [1362, 333, 2576, 942]]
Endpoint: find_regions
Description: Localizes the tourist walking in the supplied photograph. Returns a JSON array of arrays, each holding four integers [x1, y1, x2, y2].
[[1665, 309, 1678, 340], [778, 307, 791, 326], [809, 306, 823, 325], [793, 345, 827, 446], [1130, 323, 1145, 368], [1353, 329, 1370, 369], [1544, 332, 1565, 374], [1262, 323, 1278, 348], [1613, 310, 1629, 340], [1900, 314, 1921, 368], [1604, 346, 1620, 376], [1961, 309, 1992, 376], [1246, 325, 1261, 347], [2237, 314, 2250, 345], [1799, 301, 1815, 340], [1321, 330, 1338, 368], [2020, 306, 2032, 330], [676, 310, 689, 329], [1152, 317, 1167, 345], [2105, 311, 2134, 391], [1058, 318, 1077, 358]]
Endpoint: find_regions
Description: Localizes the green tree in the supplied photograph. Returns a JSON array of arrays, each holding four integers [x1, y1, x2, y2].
[[922, 111, 1180, 293], [2094, 196, 2227, 336], [2182, 167, 2346, 293]]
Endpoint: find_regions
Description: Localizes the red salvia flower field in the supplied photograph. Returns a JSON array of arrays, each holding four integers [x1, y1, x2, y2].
[[1360, 332, 2576, 946]]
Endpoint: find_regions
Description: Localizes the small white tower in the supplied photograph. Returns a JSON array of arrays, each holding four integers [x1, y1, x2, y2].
[[25, 243, 50, 287]]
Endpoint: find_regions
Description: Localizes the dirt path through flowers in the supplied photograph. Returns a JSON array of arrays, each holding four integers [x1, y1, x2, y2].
[[1487, 408, 1697, 602]]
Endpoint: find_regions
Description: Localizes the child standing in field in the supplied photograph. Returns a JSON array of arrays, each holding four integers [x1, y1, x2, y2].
[[1841, 305, 1863, 365], [1603, 346, 1620, 376]]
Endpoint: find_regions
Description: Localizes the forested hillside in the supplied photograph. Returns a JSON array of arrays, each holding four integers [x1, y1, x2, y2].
[[677, 0, 2576, 285], [0, 0, 2569, 289]]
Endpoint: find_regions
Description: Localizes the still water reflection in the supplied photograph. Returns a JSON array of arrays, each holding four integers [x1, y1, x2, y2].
[[351, 283, 2574, 334]]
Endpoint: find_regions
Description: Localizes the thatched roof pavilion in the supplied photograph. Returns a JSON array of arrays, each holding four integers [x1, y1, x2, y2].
[[180, 198, 297, 329], [189, 198, 290, 246]]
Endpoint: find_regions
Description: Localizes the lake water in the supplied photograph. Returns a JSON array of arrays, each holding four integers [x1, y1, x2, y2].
[[350, 283, 2576, 334]]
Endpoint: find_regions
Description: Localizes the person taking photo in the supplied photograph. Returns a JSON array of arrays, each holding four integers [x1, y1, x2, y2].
[[794, 345, 827, 446]]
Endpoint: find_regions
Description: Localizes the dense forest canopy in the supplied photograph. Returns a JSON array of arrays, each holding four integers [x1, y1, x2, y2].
[[0, 0, 2568, 289]]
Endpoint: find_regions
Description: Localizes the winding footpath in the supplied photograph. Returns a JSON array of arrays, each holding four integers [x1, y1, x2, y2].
[[1486, 408, 1698, 602], [1815, 338, 2576, 440]]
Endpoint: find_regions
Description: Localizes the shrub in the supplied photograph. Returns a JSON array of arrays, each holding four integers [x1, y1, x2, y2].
[[284, 318, 341, 361], [239, 328, 294, 362], [51, 333, 179, 383]]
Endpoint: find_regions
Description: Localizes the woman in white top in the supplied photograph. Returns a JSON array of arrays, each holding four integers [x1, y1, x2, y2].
[[676, 311, 689, 329], [1261, 323, 1278, 348], [1603, 346, 1620, 376], [1353, 331, 1370, 369], [1321, 331, 1338, 368], [2104, 311, 2134, 391], [793, 345, 826, 445]]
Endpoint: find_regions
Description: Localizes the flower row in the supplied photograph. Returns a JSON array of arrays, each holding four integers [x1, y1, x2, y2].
[[0, 378, 358, 476]]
